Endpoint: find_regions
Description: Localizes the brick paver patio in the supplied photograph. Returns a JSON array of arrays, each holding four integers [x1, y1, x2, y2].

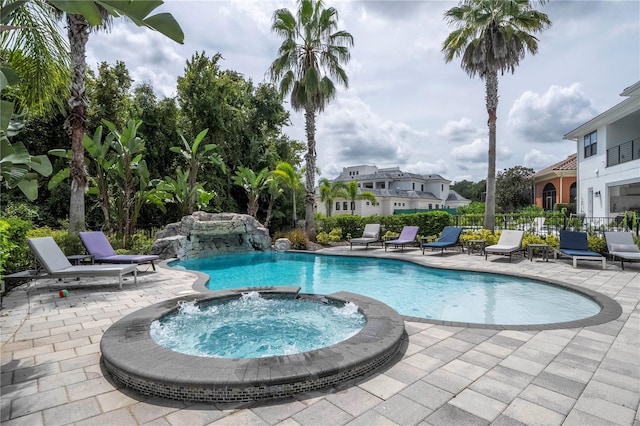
[[1, 246, 638, 425]]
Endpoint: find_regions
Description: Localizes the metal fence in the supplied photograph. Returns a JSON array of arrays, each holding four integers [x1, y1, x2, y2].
[[452, 214, 639, 237]]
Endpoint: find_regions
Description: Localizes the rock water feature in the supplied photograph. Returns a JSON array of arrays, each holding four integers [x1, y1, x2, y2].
[[151, 212, 271, 259]]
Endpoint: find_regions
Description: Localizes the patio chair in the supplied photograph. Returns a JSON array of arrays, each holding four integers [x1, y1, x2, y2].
[[27, 237, 138, 289], [79, 231, 159, 270], [384, 226, 419, 252], [421, 226, 463, 255], [554, 230, 606, 269], [604, 231, 640, 270], [485, 230, 524, 262], [349, 224, 381, 250]]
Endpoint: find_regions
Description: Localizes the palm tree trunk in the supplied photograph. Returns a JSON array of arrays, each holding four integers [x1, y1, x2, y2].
[[304, 107, 316, 234], [66, 14, 90, 234], [484, 70, 498, 230]]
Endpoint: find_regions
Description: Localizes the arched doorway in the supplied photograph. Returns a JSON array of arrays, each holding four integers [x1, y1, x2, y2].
[[543, 183, 556, 210], [569, 182, 577, 204]]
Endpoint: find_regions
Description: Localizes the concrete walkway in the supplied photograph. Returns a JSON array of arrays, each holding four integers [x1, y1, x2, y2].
[[1, 247, 638, 425]]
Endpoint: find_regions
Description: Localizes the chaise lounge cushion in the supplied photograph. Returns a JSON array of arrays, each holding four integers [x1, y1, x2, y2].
[[349, 224, 381, 249], [80, 231, 159, 269], [485, 230, 524, 262]]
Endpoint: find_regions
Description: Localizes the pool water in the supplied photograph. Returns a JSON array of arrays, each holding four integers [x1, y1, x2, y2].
[[171, 252, 601, 325], [150, 292, 366, 358]]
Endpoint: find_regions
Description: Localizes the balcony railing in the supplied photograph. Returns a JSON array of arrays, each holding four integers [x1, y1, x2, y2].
[[606, 137, 640, 167]]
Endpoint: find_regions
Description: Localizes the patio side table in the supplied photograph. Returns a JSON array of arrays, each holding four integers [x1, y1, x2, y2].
[[527, 243, 549, 262], [467, 239, 486, 256]]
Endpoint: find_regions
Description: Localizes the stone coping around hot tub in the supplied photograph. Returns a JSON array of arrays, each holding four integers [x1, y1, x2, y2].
[[100, 288, 406, 402]]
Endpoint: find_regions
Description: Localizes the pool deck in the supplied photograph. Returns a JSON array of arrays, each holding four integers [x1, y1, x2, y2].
[[1, 246, 638, 425]]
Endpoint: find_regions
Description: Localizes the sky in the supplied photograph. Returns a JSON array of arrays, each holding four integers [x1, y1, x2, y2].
[[87, 0, 640, 184]]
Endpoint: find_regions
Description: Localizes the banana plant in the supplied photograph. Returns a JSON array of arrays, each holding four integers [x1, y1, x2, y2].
[[156, 167, 215, 216], [0, 46, 52, 201], [233, 167, 270, 219], [170, 128, 226, 214]]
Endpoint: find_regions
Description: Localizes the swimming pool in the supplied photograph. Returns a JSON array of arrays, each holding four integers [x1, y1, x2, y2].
[[170, 251, 602, 326]]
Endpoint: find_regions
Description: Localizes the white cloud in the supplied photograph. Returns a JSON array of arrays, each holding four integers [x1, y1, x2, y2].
[[437, 117, 482, 143], [507, 83, 598, 143]]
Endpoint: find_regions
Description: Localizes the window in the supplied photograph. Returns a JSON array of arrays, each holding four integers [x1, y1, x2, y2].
[[343, 202, 348, 211], [569, 182, 577, 204], [441, 184, 444, 191], [366, 202, 370, 206], [412, 183, 415, 190], [335, 202, 340, 210], [350, 202, 355, 211], [421, 184, 424, 191], [584, 131, 597, 158], [435, 204, 439, 209], [429, 204, 432, 209]]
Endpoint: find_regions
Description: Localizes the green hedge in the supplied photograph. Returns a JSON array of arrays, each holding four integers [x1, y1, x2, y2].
[[316, 211, 453, 240]]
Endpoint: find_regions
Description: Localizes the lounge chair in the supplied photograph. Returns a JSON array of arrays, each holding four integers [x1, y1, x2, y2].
[[554, 230, 606, 269], [79, 231, 159, 270], [421, 226, 463, 255], [349, 224, 381, 250], [384, 226, 419, 252], [27, 237, 138, 289], [604, 231, 640, 270], [484, 230, 524, 262]]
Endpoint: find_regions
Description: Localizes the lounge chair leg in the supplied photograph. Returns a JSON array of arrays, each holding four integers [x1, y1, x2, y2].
[[151, 261, 156, 271], [134, 270, 138, 283]]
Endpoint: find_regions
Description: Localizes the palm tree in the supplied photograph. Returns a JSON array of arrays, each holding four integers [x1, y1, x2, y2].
[[272, 161, 302, 228], [61, 1, 184, 234], [269, 0, 353, 234], [264, 176, 284, 228], [340, 180, 377, 215], [1, 0, 69, 116], [3, 1, 184, 233], [442, 0, 550, 230], [318, 177, 346, 217]]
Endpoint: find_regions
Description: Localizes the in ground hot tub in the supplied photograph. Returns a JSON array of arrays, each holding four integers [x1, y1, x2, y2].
[[101, 287, 406, 402]]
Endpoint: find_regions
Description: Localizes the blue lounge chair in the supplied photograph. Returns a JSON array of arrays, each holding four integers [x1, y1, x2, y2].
[[555, 230, 606, 269], [80, 231, 159, 270], [421, 226, 463, 255], [384, 226, 419, 252]]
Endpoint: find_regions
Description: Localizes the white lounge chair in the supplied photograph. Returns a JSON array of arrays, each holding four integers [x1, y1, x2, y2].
[[485, 230, 524, 262], [27, 237, 138, 289], [604, 231, 640, 270], [349, 224, 381, 250]]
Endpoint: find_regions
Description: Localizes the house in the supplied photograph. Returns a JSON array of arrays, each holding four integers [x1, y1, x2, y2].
[[532, 154, 577, 211], [315, 165, 471, 216], [563, 80, 640, 218]]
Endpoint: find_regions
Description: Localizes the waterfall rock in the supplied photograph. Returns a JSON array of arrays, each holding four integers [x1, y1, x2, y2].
[[152, 212, 271, 259]]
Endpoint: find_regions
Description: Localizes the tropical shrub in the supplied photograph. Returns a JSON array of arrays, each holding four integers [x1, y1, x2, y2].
[[328, 228, 342, 242], [284, 228, 307, 249], [2, 217, 33, 275], [316, 232, 330, 244]]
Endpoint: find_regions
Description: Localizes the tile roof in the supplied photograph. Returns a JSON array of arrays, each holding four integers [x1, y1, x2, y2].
[[533, 153, 577, 177]]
